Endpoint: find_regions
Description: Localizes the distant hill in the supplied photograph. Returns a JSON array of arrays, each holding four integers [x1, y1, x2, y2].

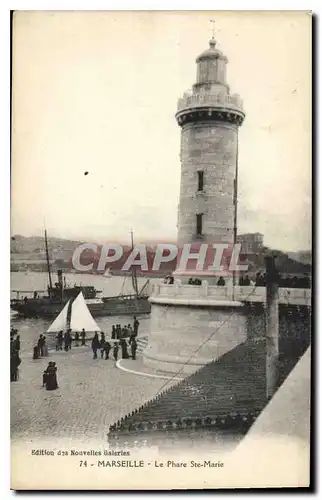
[[242, 247, 311, 276], [287, 250, 312, 266], [11, 234, 311, 276]]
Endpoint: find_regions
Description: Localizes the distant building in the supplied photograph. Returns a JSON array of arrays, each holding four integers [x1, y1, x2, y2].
[[237, 233, 264, 255]]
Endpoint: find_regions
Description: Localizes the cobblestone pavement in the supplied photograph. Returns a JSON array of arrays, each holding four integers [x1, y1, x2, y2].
[[11, 340, 168, 443]]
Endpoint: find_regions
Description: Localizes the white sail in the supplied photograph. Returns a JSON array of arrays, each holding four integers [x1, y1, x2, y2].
[[46, 300, 70, 333], [70, 292, 101, 333]]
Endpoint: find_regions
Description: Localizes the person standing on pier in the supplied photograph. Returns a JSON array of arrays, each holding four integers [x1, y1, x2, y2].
[[103, 339, 111, 360], [10, 327, 18, 337], [33, 344, 39, 360], [43, 336, 48, 357], [92, 332, 100, 359], [119, 338, 129, 359], [116, 324, 121, 340], [75, 332, 80, 347], [133, 316, 139, 337], [43, 361, 58, 390], [113, 342, 119, 363], [111, 325, 116, 340], [58, 331, 63, 350], [55, 334, 60, 351], [38, 334, 45, 357], [81, 328, 86, 346], [131, 337, 137, 360], [100, 332, 106, 358], [13, 334, 20, 353], [63, 331, 69, 352], [11, 350, 21, 381], [67, 329, 73, 350]]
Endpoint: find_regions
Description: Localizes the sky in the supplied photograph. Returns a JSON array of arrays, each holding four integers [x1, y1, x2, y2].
[[11, 11, 311, 251]]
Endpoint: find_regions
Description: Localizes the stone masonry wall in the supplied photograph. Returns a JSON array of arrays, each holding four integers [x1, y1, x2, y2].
[[143, 302, 247, 374], [178, 121, 238, 245]]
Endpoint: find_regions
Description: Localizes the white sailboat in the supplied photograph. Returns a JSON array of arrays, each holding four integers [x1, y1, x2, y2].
[[46, 300, 71, 333], [69, 292, 102, 333], [46, 292, 102, 334]]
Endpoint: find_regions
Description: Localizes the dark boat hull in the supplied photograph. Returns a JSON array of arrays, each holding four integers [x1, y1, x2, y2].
[[10, 296, 151, 319]]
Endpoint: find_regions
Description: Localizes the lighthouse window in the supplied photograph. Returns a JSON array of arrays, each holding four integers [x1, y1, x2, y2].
[[197, 171, 204, 191], [196, 214, 203, 236]]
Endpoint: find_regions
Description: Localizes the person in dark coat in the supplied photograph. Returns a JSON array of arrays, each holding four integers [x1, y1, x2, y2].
[[55, 334, 60, 351], [111, 325, 116, 340], [100, 332, 106, 358], [13, 335, 20, 352], [75, 332, 80, 347], [63, 331, 69, 352], [243, 275, 251, 286], [133, 317, 139, 337], [131, 338, 137, 360], [10, 337, 15, 356], [116, 324, 121, 340], [43, 362, 58, 390], [57, 330, 63, 350], [103, 340, 111, 360], [67, 329, 73, 350], [38, 334, 45, 356], [119, 338, 129, 359], [217, 276, 225, 286], [92, 332, 100, 359], [81, 328, 86, 346], [129, 334, 135, 346], [43, 336, 48, 356], [33, 345, 39, 360], [11, 350, 21, 381], [113, 342, 119, 362]]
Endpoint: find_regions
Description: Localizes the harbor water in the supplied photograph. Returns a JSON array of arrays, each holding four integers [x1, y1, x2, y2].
[[10, 271, 158, 350]]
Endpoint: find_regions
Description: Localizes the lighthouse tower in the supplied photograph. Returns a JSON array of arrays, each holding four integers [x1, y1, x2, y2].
[[143, 33, 247, 375], [175, 35, 245, 246]]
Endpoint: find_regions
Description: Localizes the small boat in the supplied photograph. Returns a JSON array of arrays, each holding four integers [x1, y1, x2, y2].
[[47, 291, 102, 338]]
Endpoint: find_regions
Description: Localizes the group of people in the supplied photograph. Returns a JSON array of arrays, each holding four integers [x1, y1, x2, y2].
[[111, 317, 140, 340], [187, 277, 226, 286], [91, 332, 137, 361], [33, 334, 49, 360], [91, 317, 140, 361], [10, 328, 21, 382], [239, 275, 255, 286], [12, 315, 141, 391], [55, 328, 86, 351]]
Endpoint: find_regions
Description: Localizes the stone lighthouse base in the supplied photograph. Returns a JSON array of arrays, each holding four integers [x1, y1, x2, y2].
[[143, 295, 247, 375]]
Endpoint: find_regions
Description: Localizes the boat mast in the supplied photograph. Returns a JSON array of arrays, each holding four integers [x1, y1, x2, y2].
[[44, 229, 53, 295], [66, 299, 73, 331], [130, 229, 139, 296]]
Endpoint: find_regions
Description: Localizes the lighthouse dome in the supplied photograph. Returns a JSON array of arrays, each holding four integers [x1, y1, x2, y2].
[[196, 38, 228, 63]]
